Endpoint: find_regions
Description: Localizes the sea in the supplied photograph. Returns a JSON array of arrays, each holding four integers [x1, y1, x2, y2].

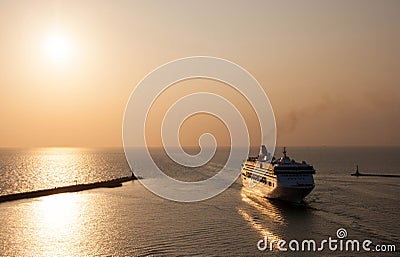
[[0, 147, 399, 256]]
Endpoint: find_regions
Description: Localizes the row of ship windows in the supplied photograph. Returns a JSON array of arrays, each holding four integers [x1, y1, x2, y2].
[[243, 173, 275, 187]]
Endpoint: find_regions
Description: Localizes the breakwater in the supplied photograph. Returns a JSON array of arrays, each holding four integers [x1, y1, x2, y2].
[[351, 172, 400, 178], [0, 175, 135, 203]]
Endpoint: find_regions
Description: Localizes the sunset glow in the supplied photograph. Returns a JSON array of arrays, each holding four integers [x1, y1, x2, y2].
[[0, 1, 399, 148]]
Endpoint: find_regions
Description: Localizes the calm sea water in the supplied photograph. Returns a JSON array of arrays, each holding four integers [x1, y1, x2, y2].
[[0, 147, 399, 256]]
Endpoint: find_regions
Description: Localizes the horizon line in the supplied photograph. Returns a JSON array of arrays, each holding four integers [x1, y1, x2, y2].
[[1, 145, 400, 149]]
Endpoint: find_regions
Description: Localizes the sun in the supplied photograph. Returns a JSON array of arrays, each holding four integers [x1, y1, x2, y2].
[[42, 32, 72, 63]]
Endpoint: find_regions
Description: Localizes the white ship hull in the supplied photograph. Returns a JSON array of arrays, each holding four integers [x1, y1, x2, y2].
[[241, 175, 314, 203]]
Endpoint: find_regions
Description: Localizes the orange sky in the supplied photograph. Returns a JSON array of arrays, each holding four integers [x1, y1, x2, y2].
[[0, 0, 399, 147]]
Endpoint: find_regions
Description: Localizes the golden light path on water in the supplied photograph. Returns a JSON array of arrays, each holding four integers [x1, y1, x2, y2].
[[35, 193, 81, 228], [25, 149, 84, 256], [35, 148, 81, 185], [0, 147, 135, 256], [24, 149, 97, 256], [30, 193, 86, 256]]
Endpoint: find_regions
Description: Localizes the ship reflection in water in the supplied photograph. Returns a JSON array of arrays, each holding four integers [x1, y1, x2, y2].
[[237, 188, 284, 249], [237, 190, 283, 251], [238, 187, 318, 251], [239, 188, 285, 225]]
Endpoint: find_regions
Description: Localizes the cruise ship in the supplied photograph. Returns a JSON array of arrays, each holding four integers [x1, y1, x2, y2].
[[241, 146, 315, 203]]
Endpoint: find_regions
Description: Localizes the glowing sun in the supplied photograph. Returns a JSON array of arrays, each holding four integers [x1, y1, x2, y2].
[[42, 32, 72, 62]]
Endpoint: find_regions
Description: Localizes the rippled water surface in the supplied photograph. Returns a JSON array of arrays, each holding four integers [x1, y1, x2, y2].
[[0, 147, 399, 256]]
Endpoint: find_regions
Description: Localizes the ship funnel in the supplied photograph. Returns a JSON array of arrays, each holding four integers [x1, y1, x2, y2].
[[258, 145, 268, 162]]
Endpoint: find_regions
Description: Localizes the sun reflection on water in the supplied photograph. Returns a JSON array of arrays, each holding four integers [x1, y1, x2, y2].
[[35, 148, 82, 186], [31, 193, 85, 256], [36, 193, 81, 227]]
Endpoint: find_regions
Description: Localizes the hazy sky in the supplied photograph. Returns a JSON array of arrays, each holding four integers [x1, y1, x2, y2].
[[1, 0, 399, 147]]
